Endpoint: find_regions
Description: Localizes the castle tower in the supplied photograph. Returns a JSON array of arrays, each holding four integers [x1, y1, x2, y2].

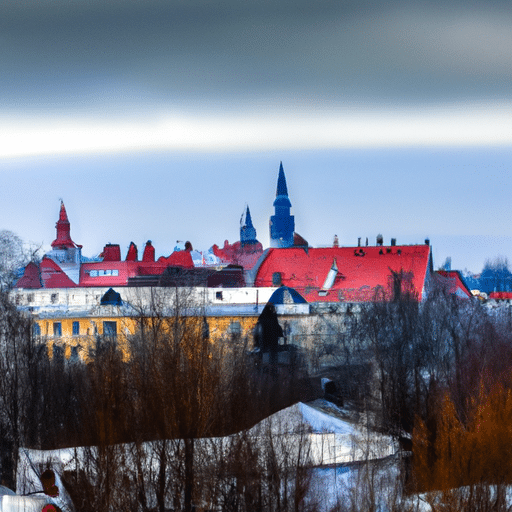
[[51, 201, 75, 249], [240, 205, 259, 247], [270, 162, 295, 248], [47, 201, 82, 283]]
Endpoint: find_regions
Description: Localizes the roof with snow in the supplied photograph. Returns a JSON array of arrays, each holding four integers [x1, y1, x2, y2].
[[253, 244, 432, 302], [435, 270, 472, 298], [249, 401, 357, 436], [40, 257, 77, 288]]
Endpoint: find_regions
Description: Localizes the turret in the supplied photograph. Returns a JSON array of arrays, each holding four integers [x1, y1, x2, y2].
[[46, 201, 82, 283], [51, 201, 77, 249], [270, 162, 295, 248], [240, 205, 259, 247]]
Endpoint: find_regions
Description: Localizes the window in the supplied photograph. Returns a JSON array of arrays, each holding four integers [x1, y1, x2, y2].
[[228, 321, 241, 335], [72, 321, 80, 336], [90, 269, 119, 277], [53, 322, 62, 337], [51, 293, 59, 304], [32, 323, 41, 337], [27, 293, 34, 303], [216, 291, 223, 300], [103, 321, 117, 338], [272, 272, 282, 286]]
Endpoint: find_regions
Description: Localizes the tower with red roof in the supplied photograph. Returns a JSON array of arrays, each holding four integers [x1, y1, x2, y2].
[[46, 201, 82, 283], [270, 162, 295, 248]]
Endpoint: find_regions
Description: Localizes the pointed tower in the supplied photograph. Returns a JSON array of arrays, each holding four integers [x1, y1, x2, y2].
[[47, 201, 82, 283], [270, 162, 295, 248], [240, 205, 259, 247], [51, 201, 76, 249]]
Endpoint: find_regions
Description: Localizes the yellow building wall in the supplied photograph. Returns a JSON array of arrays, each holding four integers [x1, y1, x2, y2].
[[35, 314, 259, 362]]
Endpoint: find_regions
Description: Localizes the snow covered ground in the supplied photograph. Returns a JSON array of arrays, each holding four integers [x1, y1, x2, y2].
[[14, 400, 399, 511]]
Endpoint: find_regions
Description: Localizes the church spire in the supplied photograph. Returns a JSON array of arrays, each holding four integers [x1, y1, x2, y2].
[[276, 161, 288, 197], [51, 201, 76, 249], [270, 162, 295, 248], [273, 161, 291, 208]]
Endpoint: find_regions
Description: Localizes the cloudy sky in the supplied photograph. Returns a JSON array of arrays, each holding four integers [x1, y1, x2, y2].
[[1, 0, 512, 272]]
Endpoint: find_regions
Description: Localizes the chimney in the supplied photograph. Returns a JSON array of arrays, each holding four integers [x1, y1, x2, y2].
[[376, 234, 383, 246], [391, 238, 396, 246], [142, 240, 155, 262], [425, 238, 430, 246], [102, 244, 121, 261], [358, 237, 361, 247]]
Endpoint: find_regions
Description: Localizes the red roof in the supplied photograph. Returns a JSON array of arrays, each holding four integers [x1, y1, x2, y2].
[[489, 291, 512, 300], [40, 257, 77, 288], [15, 262, 42, 289], [253, 245, 432, 302], [80, 252, 194, 287], [158, 250, 194, 269]]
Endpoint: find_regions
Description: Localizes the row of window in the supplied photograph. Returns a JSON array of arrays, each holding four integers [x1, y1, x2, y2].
[[34, 319, 244, 338], [89, 269, 119, 277], [33, 321, 117, 337]]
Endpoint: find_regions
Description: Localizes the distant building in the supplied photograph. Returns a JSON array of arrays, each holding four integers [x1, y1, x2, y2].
[[12, 161, 472, 363]]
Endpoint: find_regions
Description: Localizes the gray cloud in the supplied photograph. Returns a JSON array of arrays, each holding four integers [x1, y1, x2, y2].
[[1, 0, 512, 113]]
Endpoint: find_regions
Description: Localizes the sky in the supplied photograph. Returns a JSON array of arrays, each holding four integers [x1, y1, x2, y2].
[[1, 0, 512, 273]]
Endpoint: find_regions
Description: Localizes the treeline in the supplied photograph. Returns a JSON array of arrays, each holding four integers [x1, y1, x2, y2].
[[4, 279, 512, 510], [0, 290, 318, 511], [334, 283, 512, 509]]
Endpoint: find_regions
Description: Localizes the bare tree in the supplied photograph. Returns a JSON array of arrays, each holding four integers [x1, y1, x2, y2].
[[0, 290, 37, 488], [0, 230, 40, 291]]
